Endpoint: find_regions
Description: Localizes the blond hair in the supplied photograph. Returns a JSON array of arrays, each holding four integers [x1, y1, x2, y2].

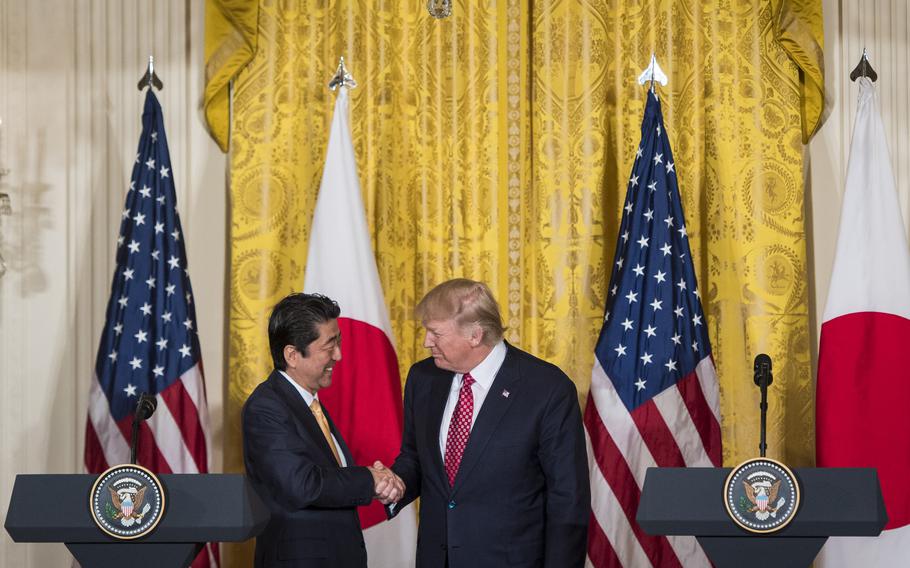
[[415, 279, 505, 345]]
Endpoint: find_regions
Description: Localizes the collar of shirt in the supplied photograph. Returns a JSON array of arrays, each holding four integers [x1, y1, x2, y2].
[[439, 340, 508, 459], [279, 370, 318, 407], [454, 339, 507, 394]]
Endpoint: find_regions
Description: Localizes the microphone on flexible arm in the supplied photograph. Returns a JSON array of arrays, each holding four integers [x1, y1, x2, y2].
[[130, 393, 158, 465], [753, 354, 773, 457]]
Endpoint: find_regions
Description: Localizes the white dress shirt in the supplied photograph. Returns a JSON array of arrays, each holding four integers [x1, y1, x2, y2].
[[280, 370, 348, 467], [438, 340, 507, 458]]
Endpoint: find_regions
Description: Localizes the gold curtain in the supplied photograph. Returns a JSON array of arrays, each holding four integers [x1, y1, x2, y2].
[[205, 1, 823, 563]]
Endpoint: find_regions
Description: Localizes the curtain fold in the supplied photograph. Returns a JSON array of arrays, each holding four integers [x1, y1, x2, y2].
[[204, 2, 823, 563], [203, 0, 259, 152], [773, 0, 826, 141]]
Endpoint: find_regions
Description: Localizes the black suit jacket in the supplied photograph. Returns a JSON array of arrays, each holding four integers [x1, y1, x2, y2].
[[390, 343, 590, 568], [242, 370, 374, 568]]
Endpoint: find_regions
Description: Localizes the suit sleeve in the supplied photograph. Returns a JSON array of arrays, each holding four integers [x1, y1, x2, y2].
[[243, 395, 374, 510], [538, 375, 590, 568], [388, 367, 422, 518]]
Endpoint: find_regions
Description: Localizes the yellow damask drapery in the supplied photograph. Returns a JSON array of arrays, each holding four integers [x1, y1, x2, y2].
[[205, 2, 822, 562]]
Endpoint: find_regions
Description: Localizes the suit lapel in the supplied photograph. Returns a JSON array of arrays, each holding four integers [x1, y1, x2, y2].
[[427, 367, 455, 490], [321, 404, 354, 465], [268, 371, 339, 466], [451, 344, 521, 495]]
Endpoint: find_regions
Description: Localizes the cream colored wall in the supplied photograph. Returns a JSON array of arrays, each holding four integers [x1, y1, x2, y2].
[[0, 1, 226, 566]]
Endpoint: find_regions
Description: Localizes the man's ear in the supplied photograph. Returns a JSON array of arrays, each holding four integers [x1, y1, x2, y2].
[[468, 324, 485, 347], [283, 345, 297, 369]]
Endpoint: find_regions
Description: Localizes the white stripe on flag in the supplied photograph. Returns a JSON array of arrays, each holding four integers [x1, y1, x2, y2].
[[652, 384, 712, 467], [88, 375, 130, 466], [179, 364, 212, 465], [694, 358, 721, 422], [666, 535, 711, 568], [589, 358, 656, 486], [149, 393, 199, 474], [206, 542, 219, 567], [585, 430, 653, 568]]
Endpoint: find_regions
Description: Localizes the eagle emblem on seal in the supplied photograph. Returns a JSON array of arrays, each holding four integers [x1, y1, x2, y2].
[[109, 484, 151, 527], [743, 476, 786, 521]]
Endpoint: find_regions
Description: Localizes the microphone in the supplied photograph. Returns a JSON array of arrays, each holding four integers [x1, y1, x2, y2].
[[753, 353, 773, 388], [130, 393, 158, 464], [753, 354, 772, 457], [135, 393, 158, 421]]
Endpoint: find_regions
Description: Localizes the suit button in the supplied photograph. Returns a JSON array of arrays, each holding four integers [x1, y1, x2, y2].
[[448, 500, 456, 509]]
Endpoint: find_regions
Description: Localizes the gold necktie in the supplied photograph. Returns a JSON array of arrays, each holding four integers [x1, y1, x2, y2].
[[310, 399, 342, 465]]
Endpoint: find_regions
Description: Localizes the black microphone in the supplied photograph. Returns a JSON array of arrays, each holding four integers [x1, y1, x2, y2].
[[753, 354, 772, 457], [135, 393, 158, 421], [753, 353, 773, 388], [130, 393, 158, 464]]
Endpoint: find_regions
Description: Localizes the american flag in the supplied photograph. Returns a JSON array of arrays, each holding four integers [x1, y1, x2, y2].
[[584, 91, 722, 568], [84, 91, 217, 567]]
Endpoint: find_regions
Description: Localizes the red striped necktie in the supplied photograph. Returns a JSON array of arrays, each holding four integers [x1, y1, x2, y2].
[[444, 373, 475, 486]]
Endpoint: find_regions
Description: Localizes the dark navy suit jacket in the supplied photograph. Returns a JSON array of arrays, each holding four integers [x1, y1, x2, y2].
[[243, 370, 374, 568], [389, 343, 590, 568]]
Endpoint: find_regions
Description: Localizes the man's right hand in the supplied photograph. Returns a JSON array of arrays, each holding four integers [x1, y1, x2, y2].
[[368, 461, 405, 504]]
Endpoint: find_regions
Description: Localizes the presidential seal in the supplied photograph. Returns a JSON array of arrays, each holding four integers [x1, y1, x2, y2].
[[724, 458, 800, 533], [89, 464, 165, 539]]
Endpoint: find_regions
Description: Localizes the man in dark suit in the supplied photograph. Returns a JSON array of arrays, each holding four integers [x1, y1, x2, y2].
[[388, 279, 590, 568], [243, 292, 404, 568]]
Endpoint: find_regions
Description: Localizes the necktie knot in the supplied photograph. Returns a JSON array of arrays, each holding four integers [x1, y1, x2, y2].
[[462, 373, 476, 388]]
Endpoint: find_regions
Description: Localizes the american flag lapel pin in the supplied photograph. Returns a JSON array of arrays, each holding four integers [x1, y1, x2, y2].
[[502, 389, 510, 398]]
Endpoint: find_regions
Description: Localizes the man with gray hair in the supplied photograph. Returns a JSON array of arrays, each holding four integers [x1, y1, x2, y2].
[[387, 278, 589, 567]]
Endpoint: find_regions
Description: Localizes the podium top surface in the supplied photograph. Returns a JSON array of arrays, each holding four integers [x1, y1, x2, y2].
[[5, 473, 269, 543], [637, 467, 888, 537]]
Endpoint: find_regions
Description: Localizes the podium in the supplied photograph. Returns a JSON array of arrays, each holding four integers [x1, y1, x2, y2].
[[637, 467, 888, 568], [5, 474, 269, 568]]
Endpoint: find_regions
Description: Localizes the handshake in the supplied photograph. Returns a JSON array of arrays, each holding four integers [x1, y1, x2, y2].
[[367, 461, 405, 504]]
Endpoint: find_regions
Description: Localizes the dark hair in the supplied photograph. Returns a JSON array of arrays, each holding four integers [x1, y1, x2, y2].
[[268, 293, 341, 370]]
